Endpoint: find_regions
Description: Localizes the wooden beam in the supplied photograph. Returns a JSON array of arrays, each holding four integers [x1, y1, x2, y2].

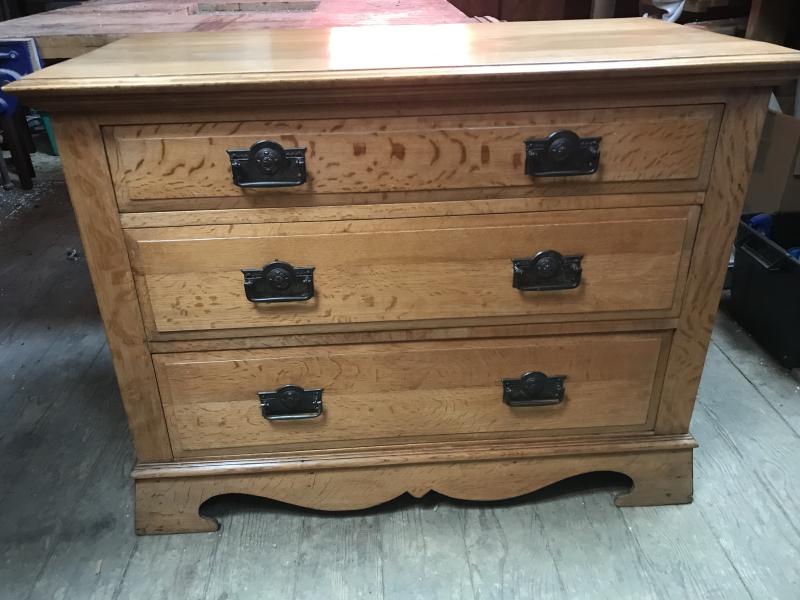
[[746, 0, 792, 45]]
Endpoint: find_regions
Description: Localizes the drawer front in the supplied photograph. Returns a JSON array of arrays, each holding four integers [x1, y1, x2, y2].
[[155, 332, 669, 456], [128, 207, 698, 336], [106, 105, 721, 210]]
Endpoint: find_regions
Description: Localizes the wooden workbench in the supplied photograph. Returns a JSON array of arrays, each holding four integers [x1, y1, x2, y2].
[[0, 0, 472, 60]]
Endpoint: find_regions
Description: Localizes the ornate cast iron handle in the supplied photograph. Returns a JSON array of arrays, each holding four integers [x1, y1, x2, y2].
[[241, 260, 315, 303], [524, 130, 601, 177], [503, 372, 566, 407], [512, 250, 582, 291], [259, 385, 324, 421], [227, 140, 307, 188]]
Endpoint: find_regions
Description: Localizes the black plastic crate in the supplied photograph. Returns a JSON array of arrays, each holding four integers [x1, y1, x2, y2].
[[730, 213, 800, 369]]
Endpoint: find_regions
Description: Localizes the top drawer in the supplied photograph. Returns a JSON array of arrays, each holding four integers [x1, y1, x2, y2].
[[104, 104, 722, 211]]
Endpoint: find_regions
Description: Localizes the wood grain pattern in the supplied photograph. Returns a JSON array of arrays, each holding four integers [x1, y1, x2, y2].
[[655, 89, 771, 434], [114, 180, 711, 214], [146, 317, 678, 353], [88, 89, 732, 125], [52, 116, 173, 462], [118, 191, 705, 227], [0, 0, 470, 60], [134, 444, 694, 534], [105, 105, 721, 206], [134, 432, 698, 477], [142, 310, 688, 342], [8, 19, 800, 106], [127, 207, 698, 336], [154, 332, 669, 455], [99, 92, 724, 216]]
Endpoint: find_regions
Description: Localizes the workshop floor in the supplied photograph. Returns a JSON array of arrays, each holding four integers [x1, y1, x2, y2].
[[2, 155, 800, 600]]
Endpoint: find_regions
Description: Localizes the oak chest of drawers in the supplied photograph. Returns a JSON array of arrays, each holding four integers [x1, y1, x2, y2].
[[9, 18, 800, 534]]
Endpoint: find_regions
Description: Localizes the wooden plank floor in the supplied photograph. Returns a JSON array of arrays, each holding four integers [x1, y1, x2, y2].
[[2, 156, 800, 599]]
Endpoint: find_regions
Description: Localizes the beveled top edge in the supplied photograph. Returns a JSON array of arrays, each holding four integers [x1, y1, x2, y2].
[[7, 19, 800, 104]]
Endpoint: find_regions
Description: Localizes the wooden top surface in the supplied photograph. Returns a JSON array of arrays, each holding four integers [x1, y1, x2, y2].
[[0, 0, 471, 60], [8, 18, 800, 104]]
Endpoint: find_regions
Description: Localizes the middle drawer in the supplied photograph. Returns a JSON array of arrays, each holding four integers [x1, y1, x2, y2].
[[127, 206, 698, 337]]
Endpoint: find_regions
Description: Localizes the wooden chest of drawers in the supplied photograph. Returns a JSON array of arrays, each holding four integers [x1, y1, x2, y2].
[[9, 18, 800, 534]]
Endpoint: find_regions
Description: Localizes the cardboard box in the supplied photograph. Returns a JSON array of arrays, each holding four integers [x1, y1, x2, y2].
[[744, 110, 800, 214]]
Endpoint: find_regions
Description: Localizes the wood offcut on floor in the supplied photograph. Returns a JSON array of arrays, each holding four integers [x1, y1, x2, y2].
[[1, 156, 799, 599]]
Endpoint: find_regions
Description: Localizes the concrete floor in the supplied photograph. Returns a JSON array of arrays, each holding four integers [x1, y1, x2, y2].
[[2, 154, 800, 599]]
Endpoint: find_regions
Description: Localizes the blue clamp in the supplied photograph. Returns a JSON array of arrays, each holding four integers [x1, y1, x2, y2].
[[747, 213, 774, 239]]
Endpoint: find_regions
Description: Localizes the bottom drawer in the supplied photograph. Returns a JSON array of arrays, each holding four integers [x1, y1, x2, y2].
[[154, 332, 670, 456]]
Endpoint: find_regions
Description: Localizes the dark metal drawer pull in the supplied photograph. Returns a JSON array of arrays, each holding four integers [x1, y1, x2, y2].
[[503, 372, 566, 406], [524, 130, 601, 177], [259, 385, 323, 421], [512, 250, 582, 291], [241, 260, 315, 303], [227, 140, 307, 188]]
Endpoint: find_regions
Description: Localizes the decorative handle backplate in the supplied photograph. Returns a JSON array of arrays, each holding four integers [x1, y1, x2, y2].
[[241, 260, 315, 303], [227, 140, 307, 188], [259, 385, 323, 421], [503, 372, 566, 406], [524, 130, 601, 177], [512, 250, 582, 291]]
